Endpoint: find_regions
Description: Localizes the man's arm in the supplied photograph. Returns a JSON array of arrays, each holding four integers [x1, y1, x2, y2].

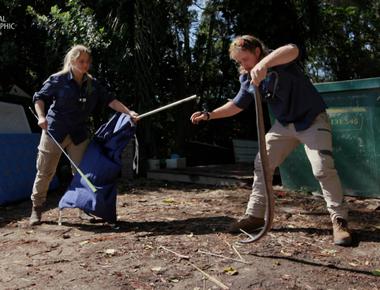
[[260, 44, 299, 68], [251, 44, 299, 86]]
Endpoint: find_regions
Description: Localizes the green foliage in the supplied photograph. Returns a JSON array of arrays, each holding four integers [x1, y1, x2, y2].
[[26, 0, 109, 49], [0, 0, 58, 91], [306, 1, 380, 81], [2, 0, 380, 165]]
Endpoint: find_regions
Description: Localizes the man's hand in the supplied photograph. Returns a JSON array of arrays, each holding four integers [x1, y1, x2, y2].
[[190, 111, 209, 124], [250, 62, 268, 86]]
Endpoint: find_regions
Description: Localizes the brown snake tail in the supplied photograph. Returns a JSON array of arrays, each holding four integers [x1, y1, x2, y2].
[[239, 85, 274, 244]]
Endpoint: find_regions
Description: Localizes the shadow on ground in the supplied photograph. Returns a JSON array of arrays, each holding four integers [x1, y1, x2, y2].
[[56, 215, 235, 236]]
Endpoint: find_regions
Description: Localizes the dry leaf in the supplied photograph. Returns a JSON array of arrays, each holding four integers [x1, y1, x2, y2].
[[280, 249, 293, 256], [223, 266, 238, 275], [367, 203, 379, 211], [104, 248, 116, 255], [372, 269, 380, 276], [321, 249, 337, 256], [79, 240, 89, 246], [163, 198, 175, 204]]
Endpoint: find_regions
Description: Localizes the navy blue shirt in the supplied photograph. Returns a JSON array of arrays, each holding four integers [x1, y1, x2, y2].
[[33, 71, 116, 144], [232, 61, 327, 131]]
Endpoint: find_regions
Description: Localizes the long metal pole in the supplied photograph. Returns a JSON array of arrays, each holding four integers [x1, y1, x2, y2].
[[28, 107, 97, 193], [138, 95, 197, 119]]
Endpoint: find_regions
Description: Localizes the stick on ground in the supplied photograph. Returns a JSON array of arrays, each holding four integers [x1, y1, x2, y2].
[[221, 237, 246, 262], [189, 262, 229, 290], [159, 246, 190, 260], [198, 250, 251, 265]]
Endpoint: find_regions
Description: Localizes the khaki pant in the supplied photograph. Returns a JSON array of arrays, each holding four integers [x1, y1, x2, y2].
[[31, 131, 90, 207], [246, 112, 347, 222]]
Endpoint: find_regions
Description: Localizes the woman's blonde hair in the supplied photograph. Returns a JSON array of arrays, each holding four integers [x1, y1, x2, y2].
[[56, 44, 92, 77], [229, 35, 268, 74]]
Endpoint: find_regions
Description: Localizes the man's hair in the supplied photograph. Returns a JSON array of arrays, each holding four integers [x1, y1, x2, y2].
[[229, 35, 268, 74]]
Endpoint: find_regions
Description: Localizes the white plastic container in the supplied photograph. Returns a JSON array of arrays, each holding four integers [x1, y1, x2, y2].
[[165, 157, 186, 169], [147, 159, 160, 170]]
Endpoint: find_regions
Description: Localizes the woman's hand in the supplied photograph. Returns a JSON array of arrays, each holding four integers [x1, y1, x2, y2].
[[38, 116, 48, 130], [190, 111, 209, 124], [129, 110, 140, 123]]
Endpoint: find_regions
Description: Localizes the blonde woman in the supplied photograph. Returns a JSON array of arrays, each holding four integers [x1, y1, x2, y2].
[[191, 35, 351, 246], [30, 44, 138, 225]]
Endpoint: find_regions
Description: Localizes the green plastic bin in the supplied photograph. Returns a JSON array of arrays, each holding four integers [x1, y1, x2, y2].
[[278, 77, 380, 197]]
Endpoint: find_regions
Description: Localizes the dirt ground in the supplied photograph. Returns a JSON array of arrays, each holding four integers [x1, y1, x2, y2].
[[0, 179, 379, 290]]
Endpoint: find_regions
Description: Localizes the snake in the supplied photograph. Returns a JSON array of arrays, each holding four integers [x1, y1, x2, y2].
[[239, 76, 276, 243]]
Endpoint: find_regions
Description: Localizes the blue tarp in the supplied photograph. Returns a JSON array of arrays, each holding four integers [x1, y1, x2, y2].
[[58, 113, 136, 223], [0, 134, 58, 205]]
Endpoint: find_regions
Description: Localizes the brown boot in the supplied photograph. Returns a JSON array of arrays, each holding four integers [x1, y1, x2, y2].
[[332, 218, 352, 246], [29, 206, 43, 226], [228, 215, 265, 233]]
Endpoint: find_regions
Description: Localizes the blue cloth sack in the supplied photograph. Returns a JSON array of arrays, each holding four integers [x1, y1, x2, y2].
[[58, 113, 136, 223]]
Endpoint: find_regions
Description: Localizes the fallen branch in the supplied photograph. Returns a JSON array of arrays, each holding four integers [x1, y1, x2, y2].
[[2, 232, 14, 237], [189, 262, 229, 290], [222, 238, 246, 262], [159, 246, 229, 289], [231, 245, 245, 262], [249, 252, 377, 277], [58, 228, 72, 237], [159, 246, 190, 260], [198, 250, 251, 265]]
